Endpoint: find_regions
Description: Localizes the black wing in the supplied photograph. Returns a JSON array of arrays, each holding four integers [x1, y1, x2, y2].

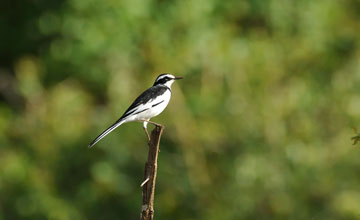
[[120, 85, 170, 119], [88, 85, 170, 148]]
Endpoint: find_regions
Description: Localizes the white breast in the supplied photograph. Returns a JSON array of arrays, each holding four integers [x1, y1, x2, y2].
[[132, 90, 171, 121]]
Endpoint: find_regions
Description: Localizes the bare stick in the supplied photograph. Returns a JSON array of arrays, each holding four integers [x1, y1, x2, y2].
[[140, 124, 164, 220]]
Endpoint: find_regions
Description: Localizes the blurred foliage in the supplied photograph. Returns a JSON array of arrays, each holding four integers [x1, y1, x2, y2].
[[1, 0, 360, 219]]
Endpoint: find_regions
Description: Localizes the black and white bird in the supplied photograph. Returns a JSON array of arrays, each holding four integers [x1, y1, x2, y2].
[[88, 73, 182, 148]]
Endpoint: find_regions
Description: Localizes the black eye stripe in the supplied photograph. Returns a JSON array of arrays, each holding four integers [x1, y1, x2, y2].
[[153, 74, 174, 86], [159, 77, 171, 82]]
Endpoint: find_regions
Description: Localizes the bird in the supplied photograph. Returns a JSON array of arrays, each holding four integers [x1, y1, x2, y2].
[[88, 73, 183, 148]]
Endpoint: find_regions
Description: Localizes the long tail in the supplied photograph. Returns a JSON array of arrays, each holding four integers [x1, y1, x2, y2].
[[88, 119, 125, 148]]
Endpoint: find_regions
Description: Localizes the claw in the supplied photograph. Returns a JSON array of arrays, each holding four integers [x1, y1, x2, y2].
[[147, 121, 163, 128], [140, 120, 163, 128]]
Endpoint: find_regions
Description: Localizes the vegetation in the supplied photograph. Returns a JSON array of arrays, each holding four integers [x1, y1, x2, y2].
[[1, 0, 360, 219]]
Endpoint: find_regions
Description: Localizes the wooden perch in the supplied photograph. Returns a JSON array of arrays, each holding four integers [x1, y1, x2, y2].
[[140, 125, 164, 220]]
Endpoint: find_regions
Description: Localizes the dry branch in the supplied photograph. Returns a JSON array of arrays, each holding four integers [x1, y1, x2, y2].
[[140, 125, 164, 220]]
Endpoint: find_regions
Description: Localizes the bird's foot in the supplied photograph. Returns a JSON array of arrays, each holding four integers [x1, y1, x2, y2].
[[148, 121, 164, 128], [141, 120, 164, 128]]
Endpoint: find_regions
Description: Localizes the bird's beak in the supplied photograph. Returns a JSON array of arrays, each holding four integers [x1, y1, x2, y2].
[[174, 76, 183, 80]]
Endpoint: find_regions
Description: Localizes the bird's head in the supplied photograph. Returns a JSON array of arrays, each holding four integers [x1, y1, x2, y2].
[[153, 73, 183, 87]]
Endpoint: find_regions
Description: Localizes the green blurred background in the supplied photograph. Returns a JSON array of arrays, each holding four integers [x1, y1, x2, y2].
[[1, 0, 360, 219]]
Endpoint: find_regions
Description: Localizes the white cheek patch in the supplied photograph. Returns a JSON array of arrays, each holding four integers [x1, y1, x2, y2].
[[164, 80, 175, 88]]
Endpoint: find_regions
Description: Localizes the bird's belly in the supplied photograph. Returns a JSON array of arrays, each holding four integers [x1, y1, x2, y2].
[[137, 100, 168, 120], [133, 92, 171, 121], [148, 100, 169, 117]]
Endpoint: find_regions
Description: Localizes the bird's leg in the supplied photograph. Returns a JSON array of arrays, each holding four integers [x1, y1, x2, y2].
[[141, 120, 162, 152], [143, 127, 151, 142], [142, 121, 151, 142]]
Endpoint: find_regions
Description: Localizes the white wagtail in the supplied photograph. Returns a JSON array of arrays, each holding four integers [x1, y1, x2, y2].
[[88, 73, 183, 148]]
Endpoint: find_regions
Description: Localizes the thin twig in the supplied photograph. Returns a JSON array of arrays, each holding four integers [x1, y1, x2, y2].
[[140, 125, 164, 220]]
